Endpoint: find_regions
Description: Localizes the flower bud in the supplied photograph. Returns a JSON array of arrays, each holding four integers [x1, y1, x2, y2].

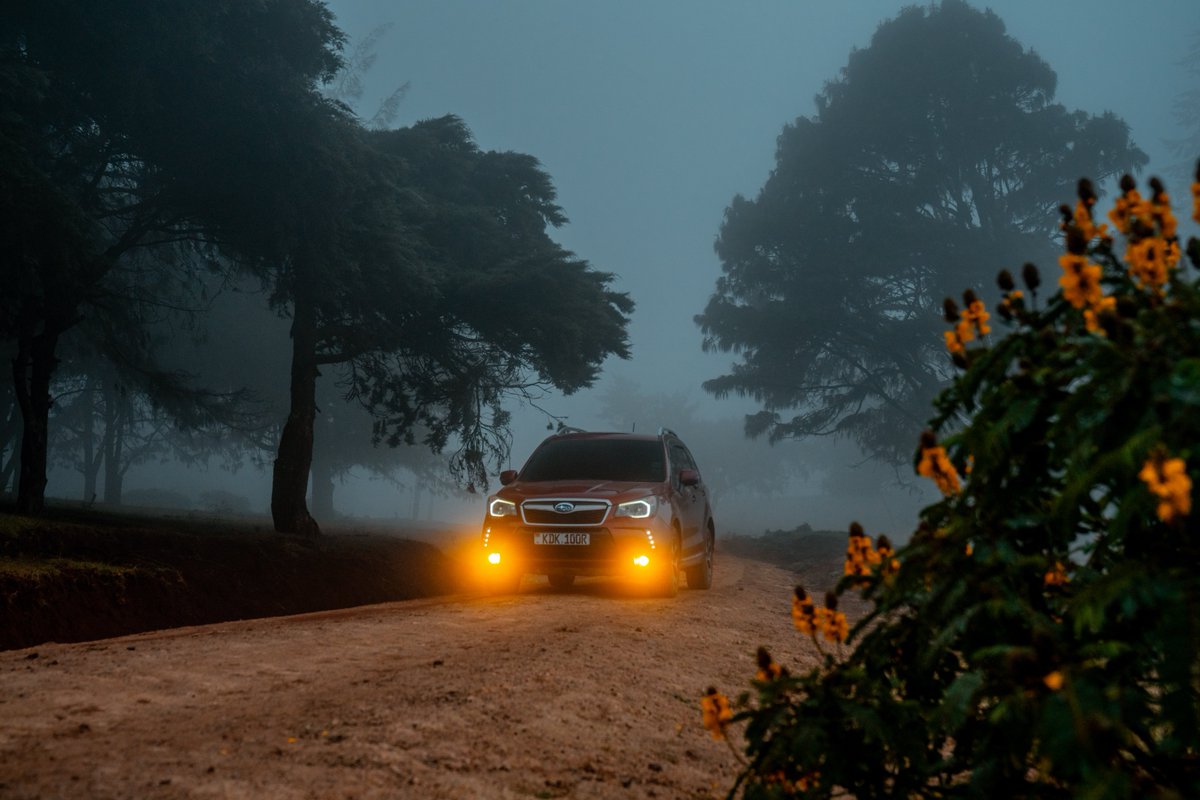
[[1077, 178, 1096, 205], [1022, 262, 1041, 291], [997, 269, 1015, 291], [1065, 225, 1088, 255]]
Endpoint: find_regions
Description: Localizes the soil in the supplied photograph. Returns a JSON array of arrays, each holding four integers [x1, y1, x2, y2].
[[0, 547, 857, 799]]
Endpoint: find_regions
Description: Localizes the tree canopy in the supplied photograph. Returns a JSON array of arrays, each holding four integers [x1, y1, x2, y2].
[[696, 0, 1147, 463], [4, 1, 632, 533]]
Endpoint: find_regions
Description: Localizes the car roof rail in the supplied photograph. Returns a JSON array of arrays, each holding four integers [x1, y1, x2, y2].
[[658, 427, 678, 439], [555, 425, 588, 435]]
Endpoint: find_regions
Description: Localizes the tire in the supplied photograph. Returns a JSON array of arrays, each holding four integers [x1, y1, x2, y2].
[[686, 529, 714, 590], [548, 573, 575, 590], [658, 532, 680, 598]]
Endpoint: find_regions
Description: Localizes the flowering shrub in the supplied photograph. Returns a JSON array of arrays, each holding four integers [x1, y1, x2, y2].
[[706, 167, 1200, 798]]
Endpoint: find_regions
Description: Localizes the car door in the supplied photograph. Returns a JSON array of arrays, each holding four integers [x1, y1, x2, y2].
[[668, 441, 706, 561]]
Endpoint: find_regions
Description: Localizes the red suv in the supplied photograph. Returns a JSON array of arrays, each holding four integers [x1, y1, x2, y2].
[[479, 429, 716, 596]]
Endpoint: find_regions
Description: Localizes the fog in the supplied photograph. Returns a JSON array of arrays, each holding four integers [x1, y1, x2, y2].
[[35, 0, 1199, 538]]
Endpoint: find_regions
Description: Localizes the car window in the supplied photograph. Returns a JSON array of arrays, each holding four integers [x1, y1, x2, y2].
[[519, 439, 666, 482], [669, 442, 698, 475]]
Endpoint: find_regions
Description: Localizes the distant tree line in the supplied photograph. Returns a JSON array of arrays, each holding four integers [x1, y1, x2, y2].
[[2, 0, 632, 535]]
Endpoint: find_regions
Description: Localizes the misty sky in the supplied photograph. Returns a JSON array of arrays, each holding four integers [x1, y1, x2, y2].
[[57, 1, 1197, 532], [322, 1, 1196, 441], [295, 0, 1197, 527]]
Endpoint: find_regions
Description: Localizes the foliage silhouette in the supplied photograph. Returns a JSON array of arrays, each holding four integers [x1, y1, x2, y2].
[[697, 0, 1146, 465]]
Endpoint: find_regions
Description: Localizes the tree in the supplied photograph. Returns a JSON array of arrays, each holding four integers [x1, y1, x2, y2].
[[1168, 29, 1200, 192], [3, 0, 344, 513], [273, 115, 633, 535], [696, 0, 1146, 464]]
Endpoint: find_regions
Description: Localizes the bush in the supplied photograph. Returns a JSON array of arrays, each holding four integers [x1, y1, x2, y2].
[[707, 169, 1200, 797]]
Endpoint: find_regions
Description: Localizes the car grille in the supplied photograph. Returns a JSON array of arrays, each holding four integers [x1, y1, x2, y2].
[[521, 500, 610, 526]]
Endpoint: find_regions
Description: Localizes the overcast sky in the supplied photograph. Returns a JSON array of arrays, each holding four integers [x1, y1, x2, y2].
[[321, 0, 1195, 442]]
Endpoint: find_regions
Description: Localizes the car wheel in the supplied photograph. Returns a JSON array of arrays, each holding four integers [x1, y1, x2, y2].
[[686, 529, 714, 590], [548, 573, 575, 589], [658, 532, 680, 598]]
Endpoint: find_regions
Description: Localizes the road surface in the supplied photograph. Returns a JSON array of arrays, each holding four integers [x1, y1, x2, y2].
[[0, 554, 846, 799]]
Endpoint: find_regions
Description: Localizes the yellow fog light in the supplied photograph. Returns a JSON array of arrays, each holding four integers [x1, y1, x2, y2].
[[633, 555, 650, 567], [487, 552, 502, 565]]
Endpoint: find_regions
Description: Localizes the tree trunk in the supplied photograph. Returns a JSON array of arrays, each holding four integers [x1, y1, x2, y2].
[[80, 375, 100, 503], [0, 387, 19, 497], [271, 284, 321, 537], [13, 328, 60, 514], [310, 439, 336, 520], [102, 380, 126, 505]]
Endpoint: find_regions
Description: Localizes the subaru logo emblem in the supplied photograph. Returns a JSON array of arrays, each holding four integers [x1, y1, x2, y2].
[[554, 502, 575, 513]]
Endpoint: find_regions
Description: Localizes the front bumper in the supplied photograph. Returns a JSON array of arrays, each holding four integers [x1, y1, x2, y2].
[[480, 522, 669, 578]]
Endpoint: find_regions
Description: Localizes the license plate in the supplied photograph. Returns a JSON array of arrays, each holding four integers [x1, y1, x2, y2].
[[533, 532, 591, 546]]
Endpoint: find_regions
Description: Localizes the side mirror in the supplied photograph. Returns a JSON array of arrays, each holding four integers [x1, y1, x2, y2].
[[679, 468, 700, 487], [499, 469, 518, 486]]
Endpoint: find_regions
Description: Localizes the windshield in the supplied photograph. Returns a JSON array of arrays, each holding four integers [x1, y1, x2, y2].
[[519, 439, 666, 483]]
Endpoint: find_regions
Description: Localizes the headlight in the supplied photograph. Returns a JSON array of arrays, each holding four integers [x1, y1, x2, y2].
[[489, 498, 517, 517], [615, 497, 656, 518]]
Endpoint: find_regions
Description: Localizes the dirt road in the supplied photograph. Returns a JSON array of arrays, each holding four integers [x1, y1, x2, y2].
[[0, 554, 844, 799]]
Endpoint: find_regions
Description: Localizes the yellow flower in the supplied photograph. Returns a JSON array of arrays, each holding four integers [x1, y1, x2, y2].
[[965, 299, 991, 337], [997, 289, 1024, 321], [820, 609, 849, 643], [1057, 253, 1103, 309], [1072, 199, 1108, 241], [1125, 236, 1179, 292], [917, 437, 961, 495], [1043, 671, 1065, 691], [1139, 454, 1193, 523], [765, 770, 820, 793], [944, 329, 966, 356], [796, 772, 820, 791], [1083, 295, 1116, 335], [791, 586, 817, 635], [814, 593, 849, 644], [755, 647, 785, 682], [1107, 182, 1147, 235], [1044, 561, 1070, 587], [700, 688, 733, 740], [1149, 193, 1177, 239]]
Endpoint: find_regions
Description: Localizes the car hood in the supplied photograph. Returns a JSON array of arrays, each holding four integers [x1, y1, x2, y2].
[[501, 480, 662, 501]]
